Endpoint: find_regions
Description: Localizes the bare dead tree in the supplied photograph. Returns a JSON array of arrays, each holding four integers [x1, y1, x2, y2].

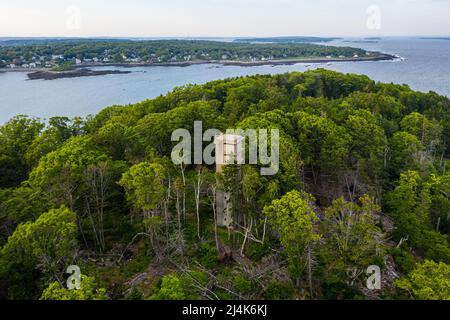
[[84, 162, 112, 253], [207, 182, 220, 252], [180, 163, 187, 221], [174, 177, 184, 231], [193, 166, 205, 239]]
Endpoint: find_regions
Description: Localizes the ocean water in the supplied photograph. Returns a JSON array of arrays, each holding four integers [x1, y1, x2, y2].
[[0, 37, 449, 124]]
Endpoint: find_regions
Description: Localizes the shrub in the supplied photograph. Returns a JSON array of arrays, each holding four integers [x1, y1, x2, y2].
[[263, 280, 295, 300]]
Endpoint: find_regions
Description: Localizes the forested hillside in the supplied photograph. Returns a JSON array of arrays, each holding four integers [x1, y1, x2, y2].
[[0, 69, 449, 300]]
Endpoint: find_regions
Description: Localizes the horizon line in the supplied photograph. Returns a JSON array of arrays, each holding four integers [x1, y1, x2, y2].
[[1, 35, 450, 40]]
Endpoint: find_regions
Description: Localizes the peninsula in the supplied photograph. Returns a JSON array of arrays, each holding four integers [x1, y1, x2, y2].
[[0, 39, 395, 79]]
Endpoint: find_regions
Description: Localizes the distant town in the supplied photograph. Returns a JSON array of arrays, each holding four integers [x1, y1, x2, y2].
[[0, 39, 386, 71]]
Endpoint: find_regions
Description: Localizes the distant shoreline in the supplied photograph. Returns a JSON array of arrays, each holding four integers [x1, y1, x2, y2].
[[0, 53, 397, 80], [76, 53, 397, 68]]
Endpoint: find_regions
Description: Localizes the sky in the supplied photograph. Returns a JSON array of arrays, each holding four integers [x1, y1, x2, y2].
[[0, 0, 449, 38]]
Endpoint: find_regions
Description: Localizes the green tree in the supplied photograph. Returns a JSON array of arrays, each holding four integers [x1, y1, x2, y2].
[[263, 190, 320, 285], [395, 260, 450, 300], [25, 116, 83, 167], [96, 121, 136, 160], [385, 171, 450, 262], [0, 115, 44, 187], [400, 112, 443, 155], [119, 161, 167, 218], [388, 132, 429, 179], [344, 110, 388, 186], [150, 274, 185, 300], [40, 275, 108, 300], [293, 111, 350, 187], [318, 195, 386, 297], [0, 206, 78, 298], [28, 136, 110, 210]]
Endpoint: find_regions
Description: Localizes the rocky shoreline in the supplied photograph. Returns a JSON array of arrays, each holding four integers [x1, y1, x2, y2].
[[27, 68, 132, 80]]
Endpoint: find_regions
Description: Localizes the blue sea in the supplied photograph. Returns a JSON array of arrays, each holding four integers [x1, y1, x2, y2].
[[0, 37, 449, 124]]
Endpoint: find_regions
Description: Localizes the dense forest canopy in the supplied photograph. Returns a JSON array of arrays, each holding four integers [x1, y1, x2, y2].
[[0, 39, 370, 66], [0, 69, 449, 300]]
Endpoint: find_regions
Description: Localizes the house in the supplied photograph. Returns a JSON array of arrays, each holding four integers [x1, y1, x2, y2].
[[125, 58, 140, 63], [75, 59, 82, 65], [93, 57, 99, 62], [21, 64, 29, 68], [103, 57, 110, 63], [9, 64, 16, 69], [29, 62, 37, 68]]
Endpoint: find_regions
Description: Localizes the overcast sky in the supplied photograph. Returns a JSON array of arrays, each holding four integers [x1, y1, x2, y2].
[[1, 0, 449, 37]]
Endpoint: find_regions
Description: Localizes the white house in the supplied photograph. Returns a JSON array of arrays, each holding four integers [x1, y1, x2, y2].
[[126, 58, 140, 63]]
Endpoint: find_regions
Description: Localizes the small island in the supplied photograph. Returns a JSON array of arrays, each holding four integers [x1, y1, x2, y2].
[[27, 68, 132, 80]]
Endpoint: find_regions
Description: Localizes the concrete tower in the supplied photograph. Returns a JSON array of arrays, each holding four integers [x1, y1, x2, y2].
[[214, 134, 244, 227]]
